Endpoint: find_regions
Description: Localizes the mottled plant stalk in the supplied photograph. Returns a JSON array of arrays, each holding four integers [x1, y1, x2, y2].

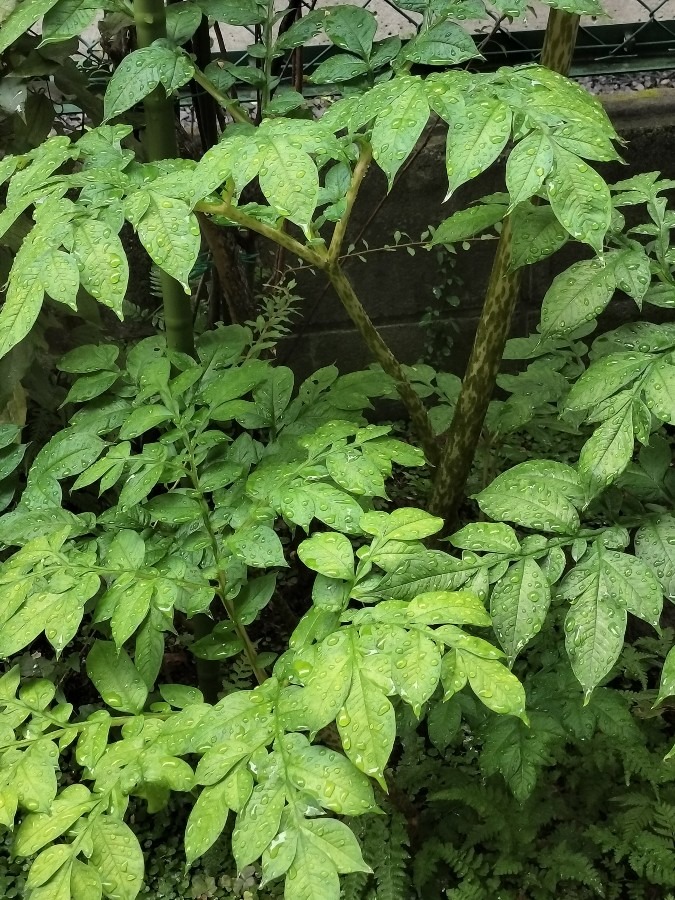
[[428, 8, 580, 524], [133, 0, 195, 357]]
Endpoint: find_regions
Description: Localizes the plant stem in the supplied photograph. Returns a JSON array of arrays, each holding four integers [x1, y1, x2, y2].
[[328, 142, 372, 265], [133, 0, 195, 357], [428, 8, 580, 525], [198, 196, 440, 464], [193, 68, 252, 125], [325, 263, 439, 465]]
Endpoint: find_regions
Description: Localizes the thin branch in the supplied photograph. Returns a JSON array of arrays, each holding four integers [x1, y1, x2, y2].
[[328, 142, 373, 265], [192, 67, 253, 125]]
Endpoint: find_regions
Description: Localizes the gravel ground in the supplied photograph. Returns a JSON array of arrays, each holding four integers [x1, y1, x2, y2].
[[575, 69, 675, 92]]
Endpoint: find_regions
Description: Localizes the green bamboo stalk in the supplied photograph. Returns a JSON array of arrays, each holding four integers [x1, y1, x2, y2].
[[427, 8, 580, 524], [133, 0, 195, 357]]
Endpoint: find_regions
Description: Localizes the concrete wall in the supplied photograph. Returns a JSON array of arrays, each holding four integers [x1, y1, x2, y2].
[[276, 88, 675, 378]]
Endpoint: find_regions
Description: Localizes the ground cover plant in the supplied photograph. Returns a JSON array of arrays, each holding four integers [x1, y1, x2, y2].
[[0, 0, 674, 895]]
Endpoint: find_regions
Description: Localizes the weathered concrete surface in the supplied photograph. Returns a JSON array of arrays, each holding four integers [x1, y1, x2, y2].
[[277, 87, 675, 378]]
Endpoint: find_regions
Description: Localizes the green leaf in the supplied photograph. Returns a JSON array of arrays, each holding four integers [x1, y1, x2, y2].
[[510, 203, 568, 270], [337, 643, 395, 783], [198, 0, 265, 25], [613, 248, 652, 302], [310, 54, 369, 84], [386, 627, 441, 714], [476, 461, 583, 534], [23, 427, 106, 508], [86, 640, 148, 713], [90, 817, 144, 900], [111, 582, 153, 649], [232, 775, 286, 870], [59, 344, 120, 374], [254, 126, 320, 231], [450, 522, 519, 553], [506, 131, 553, 207], [26, 844, 74, 889], [566, 351, 652, 411], [165, 1, 202, 43], [559, 546, 636, 698], [445, 95, 511, 197], [145, 493, 202, 525], [64, 371, 119, 405], [70, 860, 103, 900], [547, 146, 611, 254], [323, 5, 376, 57], [635, 515, 675, 600], [407, 591, 491, 626], [119, 404, 173, 439], [371, 76, 429, 187], [490, 558, 551, 663], [459, 651, 527, 720], [41, 0, 99, 44], [280, 630, 353, 733], [104, 42, 195, 119], [480, 712, 560, 801], [72, 219, 128, 317], [229, 525, 286, 568], [432, 203, 506, 246], [298, 533, 354, 580], [15, 739, 59, 812], [40, 249, 80, 309], [185, 780, 230, 865], [644, 361, 675, 425], [302, 818, 371, 874], [127, 191, 200, 291], [327, 449, 386, 498], [0, 246, 45, 360], [404, 20, 477, 66], [284, 733, 375, 815], [285, 835, 340, 900], [304, 483, 364, 534], [656, 646, 675, 705], [13, 785, 93, 856], [540, 257, 615, 338], [578, 405, 634, 497], [0, 0, 60, 52], [360, 507, 443, 541]]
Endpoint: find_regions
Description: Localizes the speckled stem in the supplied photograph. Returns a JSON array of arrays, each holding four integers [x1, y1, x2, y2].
[[428, 8, 580, 525]]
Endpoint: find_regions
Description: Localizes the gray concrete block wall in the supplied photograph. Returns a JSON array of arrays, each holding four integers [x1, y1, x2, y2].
[[277, 88, 675, 379]]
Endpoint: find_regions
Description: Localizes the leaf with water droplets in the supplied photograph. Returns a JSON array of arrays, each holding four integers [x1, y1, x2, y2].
[[89, 816, 144, 900], [337, 637, 395, 784], [128, 191, 199, 291], [540, 257, 615, 339], [635, 515, 675, 600], [490, 558, 551, 663], [612, 247, 651, 304], [407, 590, 491, 626], [370, 76, 430, 188], [254, 130, 319, 232], [644, 361, 675, 425], [547, 146, 611, 255], [450, 521, 520, 554], [284, 832, 340, 900], [13, 785, 93, 856], [567, 351, 652, 412], [510, 203, 568, 270], [41, 0, 99, 45], [231, 773, 286, 870], [432, 203, 506, 246], [404, 19, 478, 66], [283, 733, 376, 815], [323, 4, 376, 57], [506, 131, 553, 207], [86, 640, 148, 714], [476, 460, 583, 534], [104, 42, 195, 119], [559, 545, 632, 698], [185, 780, 230, 866], [229, 524, 286, 569], [578, 404, 634, 498], [26, 844, 74, 890], [302, 818, 371, 875], [298, 532, 354, 581], [656, 646, 675, 705], [383, 626, 441, 715], [280, 630, 353, 733], [445, 95, 511, 197], [304, 483, 364, 535], [360, 506, 443, 541], [41, 249, 80, 309], [458, 651, 527, 720], [310, 53, 369, 84], [72, 218, 128, 317]]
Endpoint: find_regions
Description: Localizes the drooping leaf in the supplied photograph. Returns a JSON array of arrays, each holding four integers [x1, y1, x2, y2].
[[86, 640, 148, 714], [445, 95, 511, 197], [547, 146, 611, 254], [490, 558, 551, 663]]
